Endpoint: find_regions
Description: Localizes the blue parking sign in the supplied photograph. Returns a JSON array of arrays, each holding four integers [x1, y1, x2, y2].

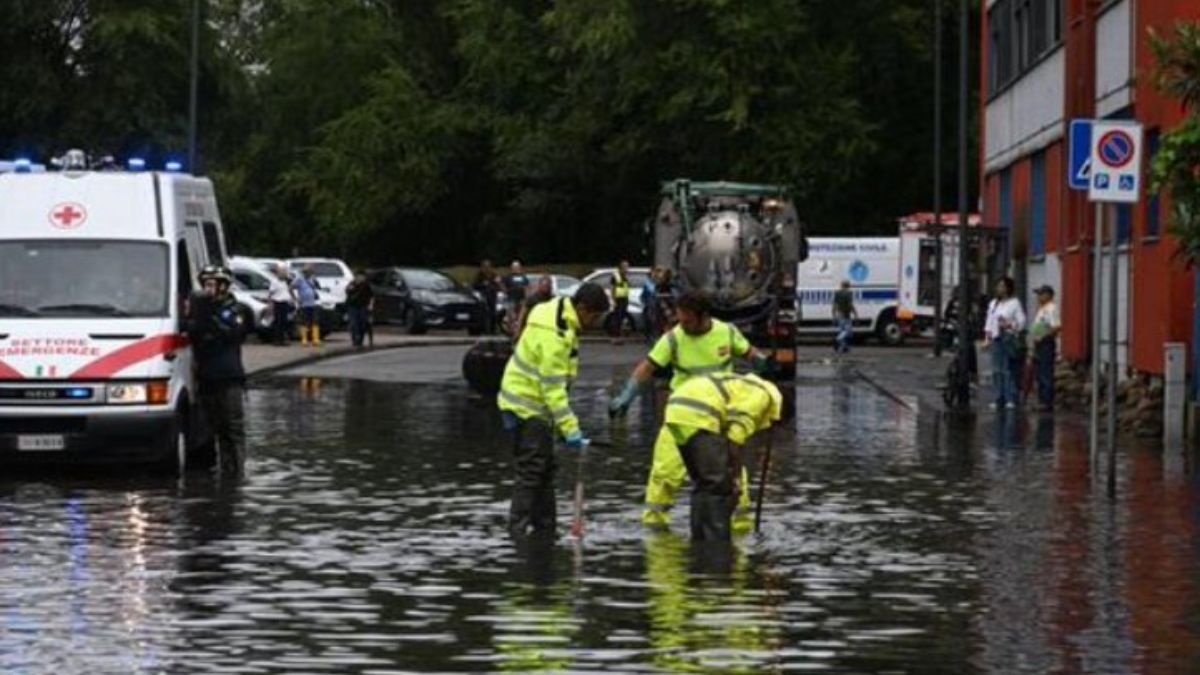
[[1069, 119, 1093, 191]]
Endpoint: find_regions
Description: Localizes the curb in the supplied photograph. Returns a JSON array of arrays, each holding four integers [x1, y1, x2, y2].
[[247, 338, 478, 379]]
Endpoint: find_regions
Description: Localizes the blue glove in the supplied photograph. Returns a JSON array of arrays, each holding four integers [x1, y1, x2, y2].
[[608, 378, 640, 417], [751, 352, 774, 376], [564, 431, 590, 450]]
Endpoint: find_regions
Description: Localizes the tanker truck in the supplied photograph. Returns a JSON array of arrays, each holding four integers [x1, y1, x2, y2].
[[652, 179, 807, 380]]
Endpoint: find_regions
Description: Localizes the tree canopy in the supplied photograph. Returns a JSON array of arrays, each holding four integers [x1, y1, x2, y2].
[[0, 0, 975, 265]]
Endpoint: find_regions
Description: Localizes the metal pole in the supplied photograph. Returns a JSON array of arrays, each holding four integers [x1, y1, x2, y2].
[[954, 0, 971, 409], [1107, 212, 1118, 496], [1091, 202, 1102, 463], [933, 0, 944, 358], [187, 0, 201, 172]]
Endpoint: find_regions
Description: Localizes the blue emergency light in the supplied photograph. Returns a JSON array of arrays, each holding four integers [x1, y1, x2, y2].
[[127, 157, 146, 171], [13, 158, 33, 173], [64, 388, 92, 399], [165, 161, 183, 172]]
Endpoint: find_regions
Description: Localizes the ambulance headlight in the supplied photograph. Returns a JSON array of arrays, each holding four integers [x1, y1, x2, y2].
[[107, 384, 147, 404]]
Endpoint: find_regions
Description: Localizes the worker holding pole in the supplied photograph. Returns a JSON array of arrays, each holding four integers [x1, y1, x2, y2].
[[660, 373, 782, 540], [609, 291, 774, 532]]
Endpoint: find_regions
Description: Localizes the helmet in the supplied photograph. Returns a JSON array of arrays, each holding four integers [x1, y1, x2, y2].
[[198, 265, 233, 285]]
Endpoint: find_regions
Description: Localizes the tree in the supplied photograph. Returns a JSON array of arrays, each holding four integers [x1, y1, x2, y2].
[[1150, 22, 1200, 266]]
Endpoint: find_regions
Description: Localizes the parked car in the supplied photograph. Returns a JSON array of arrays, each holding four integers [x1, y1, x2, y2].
[[368, 267, 487, 335], [287, 257, 351, 330], [228, 267, 273, 342], [230, 259, 341, 338], [582, 266, 652, 330], [494, 273, 582, 331]]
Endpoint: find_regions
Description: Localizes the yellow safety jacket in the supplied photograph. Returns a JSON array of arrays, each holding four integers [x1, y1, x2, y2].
[[497, 297, 581, 438], [665, 373, 782, 446], [613, 272, 630, 300], [648, 318, 751, 390]]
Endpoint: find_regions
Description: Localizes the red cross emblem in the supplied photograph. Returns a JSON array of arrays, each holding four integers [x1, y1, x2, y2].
[[49, 203, 87, 229]]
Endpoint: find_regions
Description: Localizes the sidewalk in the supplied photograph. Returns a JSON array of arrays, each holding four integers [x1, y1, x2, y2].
[[244, 331, 479, 377]]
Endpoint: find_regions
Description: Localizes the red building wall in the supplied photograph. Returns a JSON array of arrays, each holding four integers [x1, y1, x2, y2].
[[1046, 141, 1064, 255]]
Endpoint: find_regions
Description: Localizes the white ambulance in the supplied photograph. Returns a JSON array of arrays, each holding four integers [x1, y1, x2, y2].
[[0, 152, 228, 472], [895, 212, 983, 335], [795, 237, 904, 345]]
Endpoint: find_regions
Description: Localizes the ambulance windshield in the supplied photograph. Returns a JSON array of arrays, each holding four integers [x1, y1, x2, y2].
[[0, 240, 169, 318]]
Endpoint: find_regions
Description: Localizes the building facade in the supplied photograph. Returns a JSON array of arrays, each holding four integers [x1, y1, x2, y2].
[[981, 0, 1200, 379]]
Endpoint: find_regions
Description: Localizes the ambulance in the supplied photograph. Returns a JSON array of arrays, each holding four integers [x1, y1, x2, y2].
[[795, 237, 904, 345], [0, 151, 227, 472]]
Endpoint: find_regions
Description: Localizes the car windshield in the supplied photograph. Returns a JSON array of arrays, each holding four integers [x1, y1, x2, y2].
[[0, 240, 169, 318], [402, 269, 459, 291], [291, 262, 344, 277]]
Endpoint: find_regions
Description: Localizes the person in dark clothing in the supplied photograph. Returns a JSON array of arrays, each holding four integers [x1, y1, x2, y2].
[[345, 270, 375, 348], [472, 260, 502, 334], [514, 275, 554, 338], [187, 265, 248, 474], [502, 260, 530, 333]]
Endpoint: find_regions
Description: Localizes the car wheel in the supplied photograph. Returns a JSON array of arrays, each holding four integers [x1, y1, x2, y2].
[[405, 308, 427, 335]]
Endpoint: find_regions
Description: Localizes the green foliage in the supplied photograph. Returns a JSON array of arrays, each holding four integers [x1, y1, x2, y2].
[[1150, 23, 1200, 267], [0, 0, 976, 265]]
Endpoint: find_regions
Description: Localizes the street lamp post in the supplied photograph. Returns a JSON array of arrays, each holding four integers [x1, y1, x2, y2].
[[187, 0, 200, 173], [954, 0, 971, 409], [933, 0, 944, 359]]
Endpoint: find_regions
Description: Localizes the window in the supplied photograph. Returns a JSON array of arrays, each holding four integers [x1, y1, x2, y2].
[[201, 221, 225, 266], [1146, 129, 1161, 238], [0, 240, 170, 318], [1031, 151, 1047, 256], [988, 0, 1065, 96], [1000, 168, 1013, 229], [177, 242, 193, 298]]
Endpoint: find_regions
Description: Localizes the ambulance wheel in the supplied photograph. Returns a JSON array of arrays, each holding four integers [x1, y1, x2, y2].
[[876, 310, 905, 346], [159, 411, 192, 475]]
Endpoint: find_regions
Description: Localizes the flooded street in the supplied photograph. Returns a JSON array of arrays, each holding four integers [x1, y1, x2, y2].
[[2, 345, 1199, 673]]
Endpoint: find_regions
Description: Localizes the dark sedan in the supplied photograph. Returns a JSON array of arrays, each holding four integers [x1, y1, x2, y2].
[[368, 267, 487, 335]]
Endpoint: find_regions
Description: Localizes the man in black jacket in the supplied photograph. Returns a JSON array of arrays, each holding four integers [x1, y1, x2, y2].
[[187, 265, 248, 473]]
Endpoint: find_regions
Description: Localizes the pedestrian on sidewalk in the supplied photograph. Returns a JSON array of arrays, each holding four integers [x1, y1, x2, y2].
[[186, 265, 247, 474], [1029, 285, 1060, 411], [472, 260, 501, 334], [291, 266, 322, 347], [984, 277, 1026, 410], [832, 280, 857, 354], [346, 270, 375, 348], [268, 264, 293, 346], [498, 282, 611, 539]]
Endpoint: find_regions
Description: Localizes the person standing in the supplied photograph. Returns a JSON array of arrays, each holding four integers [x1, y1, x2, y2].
[[609, 261, 636, 344], [640, 268, 660, 343], [267, 264, 293, 346], [609, 291, 773, 531], [832, 280, 858, 354], [1029, 285, 1060, 411], [498, 283, 612, 538], [187, 265, 247, 473], [345, 270, 375, 348], [984, 277, 1026, 410], [663, 373, 782, 540], [291, 266, 322, 347], [503, 261, 530, 334], [472, 260, 501, 334], [514, 275, 554, 338]]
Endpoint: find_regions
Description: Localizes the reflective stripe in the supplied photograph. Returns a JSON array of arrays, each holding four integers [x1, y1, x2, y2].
[[706, 375, 731, 404], [499, 390, 550, 418], [549, 406, 574, 422], [512, 352, 570, 386], [676, 361, 732, 376], [667, 397, 723, 421]]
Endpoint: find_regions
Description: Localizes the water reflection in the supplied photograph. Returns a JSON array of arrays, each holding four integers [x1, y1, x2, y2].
[[0, 371, 1198, 672]]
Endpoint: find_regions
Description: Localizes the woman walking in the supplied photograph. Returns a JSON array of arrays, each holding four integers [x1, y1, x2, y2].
[[984, 277, 1025, 410]]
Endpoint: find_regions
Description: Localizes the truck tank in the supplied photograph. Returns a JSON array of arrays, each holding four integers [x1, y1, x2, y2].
[[653, 179, 807, 380]]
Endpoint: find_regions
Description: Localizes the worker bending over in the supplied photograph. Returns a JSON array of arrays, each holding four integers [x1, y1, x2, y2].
[[665, 373, 782, 540], [609, 290, 772, 530], [498, 282, 611, 538]]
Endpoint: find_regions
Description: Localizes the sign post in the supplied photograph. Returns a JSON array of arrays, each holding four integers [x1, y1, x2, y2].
[[1086, 119, 1143, 496]]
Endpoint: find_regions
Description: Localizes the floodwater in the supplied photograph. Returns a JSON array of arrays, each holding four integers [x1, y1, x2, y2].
[[2, 359, 1199, 673]]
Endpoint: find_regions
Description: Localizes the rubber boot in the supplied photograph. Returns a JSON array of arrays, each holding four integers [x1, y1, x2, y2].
[[299, 325, 310, 346], [690, 492, 733, 542], [312, 324, 322, 347], [732, 465, 754, 535], [508, 486, 536, 539], [530, 484, 557, 534]]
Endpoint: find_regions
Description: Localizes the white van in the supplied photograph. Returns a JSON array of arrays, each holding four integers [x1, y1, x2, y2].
[[0, 155, 229, 472], [795, 237, 904, 345]]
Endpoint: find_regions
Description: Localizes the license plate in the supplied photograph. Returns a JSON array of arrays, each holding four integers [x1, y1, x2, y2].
[[457, 313, 470, 321], [17, 435, 65, 451]]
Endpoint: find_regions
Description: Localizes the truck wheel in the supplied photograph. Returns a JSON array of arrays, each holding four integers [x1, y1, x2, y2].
[[876, 311, 905, 346]]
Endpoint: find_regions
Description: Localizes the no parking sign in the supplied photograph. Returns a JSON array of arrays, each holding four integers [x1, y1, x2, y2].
[[1088, 120, 1143, 204]]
